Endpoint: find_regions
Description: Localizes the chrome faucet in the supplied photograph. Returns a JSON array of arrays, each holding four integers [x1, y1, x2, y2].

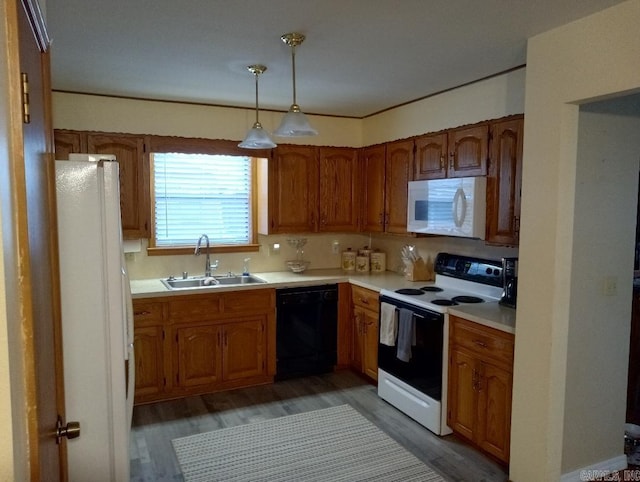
[[195, 234, 218, 277]]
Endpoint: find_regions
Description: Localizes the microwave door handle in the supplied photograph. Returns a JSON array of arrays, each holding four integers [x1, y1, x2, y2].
[[452, 188, 467, 228]]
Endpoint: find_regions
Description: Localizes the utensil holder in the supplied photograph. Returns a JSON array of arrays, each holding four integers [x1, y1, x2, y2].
[[405, 257, 432, 281]]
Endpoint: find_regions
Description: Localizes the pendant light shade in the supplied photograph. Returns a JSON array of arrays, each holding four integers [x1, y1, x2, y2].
[[239, 65, 277, 149], [274, 33, 318, 137]]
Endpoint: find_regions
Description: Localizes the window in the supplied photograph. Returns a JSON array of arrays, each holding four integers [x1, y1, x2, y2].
[[151, 152, 257, 251]]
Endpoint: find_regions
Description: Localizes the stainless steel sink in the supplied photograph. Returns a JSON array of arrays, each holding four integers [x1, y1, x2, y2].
[[161, 274, 267, 290]]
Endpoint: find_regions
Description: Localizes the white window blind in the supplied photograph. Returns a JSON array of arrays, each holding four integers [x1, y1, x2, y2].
[[153, 153, 252, 246]]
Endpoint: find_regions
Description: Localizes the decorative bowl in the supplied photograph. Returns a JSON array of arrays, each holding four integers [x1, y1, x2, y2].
[[286, 260, 310, 273]]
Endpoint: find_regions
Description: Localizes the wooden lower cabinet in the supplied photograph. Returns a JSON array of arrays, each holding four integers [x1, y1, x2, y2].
[[174, 323, 222, 389], [222, 318, 266, 381], [173, 317, 266, 390], [133, 324, 165, 399], [133, 289, 275, 404], [447, 315, 514, 464], [350, 285, 379, 381]]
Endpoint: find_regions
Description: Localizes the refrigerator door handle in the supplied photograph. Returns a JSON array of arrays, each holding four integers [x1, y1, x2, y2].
[[121, 260, 136, 428]]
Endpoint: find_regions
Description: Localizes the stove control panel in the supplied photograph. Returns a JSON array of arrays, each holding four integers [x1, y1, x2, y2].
[[434, 252, 502, 287]]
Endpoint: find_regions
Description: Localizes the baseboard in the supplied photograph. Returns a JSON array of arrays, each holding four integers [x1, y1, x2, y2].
[[560, 454, 628, 481]]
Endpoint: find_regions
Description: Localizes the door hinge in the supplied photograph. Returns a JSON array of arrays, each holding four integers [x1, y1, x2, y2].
[[21, 73, 30, 124]]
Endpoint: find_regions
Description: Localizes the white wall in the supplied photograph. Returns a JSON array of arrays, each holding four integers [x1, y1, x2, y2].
[[511, 0, 640, 479], [52, 92, 363, 148], [562, 96, 640, 473], [362, 68, 525, 145]]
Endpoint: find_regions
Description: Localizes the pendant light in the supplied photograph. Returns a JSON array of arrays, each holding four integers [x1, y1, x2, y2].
[[274, 32, 318, 137], [238, 64, 277, 149]]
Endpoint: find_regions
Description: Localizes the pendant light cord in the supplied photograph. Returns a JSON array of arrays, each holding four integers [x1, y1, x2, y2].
[[254, 71, 260, 124], [290, 44, 297, 106]]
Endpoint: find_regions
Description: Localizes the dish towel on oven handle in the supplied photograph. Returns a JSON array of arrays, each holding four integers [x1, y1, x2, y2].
[[379, 302, 398, 346], [396, 307, 416, 362]]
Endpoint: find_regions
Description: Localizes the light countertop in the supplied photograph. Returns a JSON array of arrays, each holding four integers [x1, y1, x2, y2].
[[448, 303, 516, 334], [130, 269, 516, 333]]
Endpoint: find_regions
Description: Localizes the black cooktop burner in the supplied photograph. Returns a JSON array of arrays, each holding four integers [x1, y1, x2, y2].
[[452, 295, 484, 304], [395, 288, 424, 295], [431, 299, 458, 306], [420, 286, 443, 292]]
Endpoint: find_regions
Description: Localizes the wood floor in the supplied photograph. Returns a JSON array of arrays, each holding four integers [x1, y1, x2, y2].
[[129, 370, 509, 481]]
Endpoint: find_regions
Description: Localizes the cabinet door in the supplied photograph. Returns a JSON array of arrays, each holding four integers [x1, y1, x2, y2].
[[133, 325, 165, 401], [362, 308, 379, 381], [267, 145, 319, 233], [384, 139, 414, 234], [318, 147, 359, 232], [53, 129, 86, 160], [87, 133, 149, 238], [448, 125, 488, 177], [414, 133, 447, 180], [174, 324, 222, 388], [351, 307, 365, 371], [447, 348, 477, 442], [476, 360, 513, 463], [360, 145, 386, 232], [223, 318, 266, 381], [486, 117, 523, 246]]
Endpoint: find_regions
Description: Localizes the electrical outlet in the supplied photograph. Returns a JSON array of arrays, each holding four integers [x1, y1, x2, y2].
[[603, 276, 617, 296], [332, 240, 340, 254], [270, 243, 280, 256]]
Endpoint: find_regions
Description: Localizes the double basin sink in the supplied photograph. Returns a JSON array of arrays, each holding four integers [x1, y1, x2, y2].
[[161, 274, 267, 291]]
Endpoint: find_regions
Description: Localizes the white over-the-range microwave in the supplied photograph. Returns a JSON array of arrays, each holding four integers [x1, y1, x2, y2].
[[406, 176, 486, 239]]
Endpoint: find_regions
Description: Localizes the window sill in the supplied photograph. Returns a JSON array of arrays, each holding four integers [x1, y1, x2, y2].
[[147, 244, 261, 256]]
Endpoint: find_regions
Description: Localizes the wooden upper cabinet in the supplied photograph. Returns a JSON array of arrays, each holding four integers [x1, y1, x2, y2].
[[448, 124, 489, 177], [486, 116, 523, 246], [360, 145, 386, 233], [53, 130, 86, 160], [54, 130, 150, 239], [264, 145, 319, 233], [87, 133, 149, 239], [384, 139, 414, 234], [414, 132, 447, 180], [318, 147, 359, 232]]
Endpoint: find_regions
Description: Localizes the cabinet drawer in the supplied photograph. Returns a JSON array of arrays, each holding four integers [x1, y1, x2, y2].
[[351, 285, 379, 311], [450, 316, 514, 365], [169, 294, 222, 322], [222, 289, 275, 314], [133, 300, 164, 326]]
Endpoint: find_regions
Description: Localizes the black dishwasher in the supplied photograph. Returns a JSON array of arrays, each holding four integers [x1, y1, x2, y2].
[[276, 284, 338, 380]]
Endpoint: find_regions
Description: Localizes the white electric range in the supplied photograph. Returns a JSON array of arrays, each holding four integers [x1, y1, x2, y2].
[[377, 252, 504, 435]]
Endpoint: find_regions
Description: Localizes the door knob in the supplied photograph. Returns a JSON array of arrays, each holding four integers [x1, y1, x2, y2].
[[56, 417, 80, 444]]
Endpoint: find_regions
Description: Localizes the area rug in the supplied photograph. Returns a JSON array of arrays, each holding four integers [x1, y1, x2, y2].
[[172, 404, 445, 482]]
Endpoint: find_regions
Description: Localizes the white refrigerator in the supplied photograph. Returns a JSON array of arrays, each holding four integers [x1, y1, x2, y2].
[[56, 154, 135, 481]]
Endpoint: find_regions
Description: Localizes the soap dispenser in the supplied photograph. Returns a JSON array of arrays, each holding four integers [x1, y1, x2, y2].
[[242, 257, 251, 276]]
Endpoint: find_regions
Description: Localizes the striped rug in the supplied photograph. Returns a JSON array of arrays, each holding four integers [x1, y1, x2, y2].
[[172, 404, 445, 481]]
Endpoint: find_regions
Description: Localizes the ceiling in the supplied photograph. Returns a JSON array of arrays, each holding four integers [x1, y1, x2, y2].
[[46, 0, 626, 119]]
